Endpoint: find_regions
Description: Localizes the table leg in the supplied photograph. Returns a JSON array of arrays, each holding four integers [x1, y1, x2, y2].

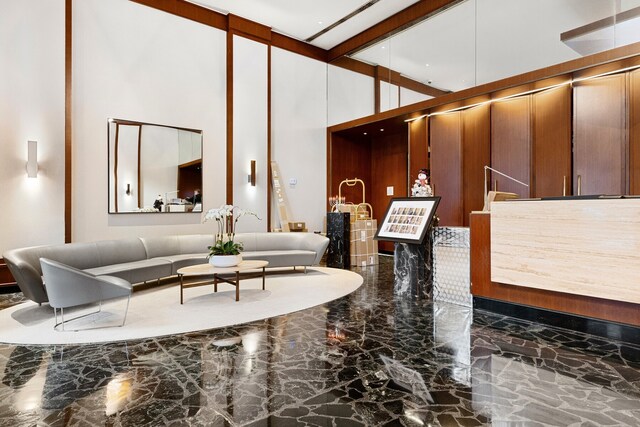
[[214, 274, 218, 292], [179, 274, 184, 304], [236, 271, 240, 301], [262, 267, 265, 290]]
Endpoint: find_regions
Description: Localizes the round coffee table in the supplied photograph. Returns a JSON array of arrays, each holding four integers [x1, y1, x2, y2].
[[177, 260, 269, 304]]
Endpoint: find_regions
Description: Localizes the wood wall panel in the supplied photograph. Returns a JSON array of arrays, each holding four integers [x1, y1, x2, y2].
[[409, 117, 429, 187], [532, 85, 572, 197], [430, 113, 463, 226], [631, 69, 640, 194], [372, 130, 409, 252], [0, 259, 16, 288], [491, 97, 531, 197], [329, 134, 372, 205], [470, 212, 640, 326], [573, 74, 627, 195], [462, 104, 490, 225]]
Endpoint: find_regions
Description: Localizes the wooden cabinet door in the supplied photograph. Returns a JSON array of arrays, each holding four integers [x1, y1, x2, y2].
[[532, 85, 572, 197], [573, 74, 627, 195], [491, 97, 531, 197], [630, 69, 640, 195], [462, 104, 490, 225], [430, 112, 463, 226]]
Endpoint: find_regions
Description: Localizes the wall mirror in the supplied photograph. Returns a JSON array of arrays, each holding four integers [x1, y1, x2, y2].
[[108, 118, 203, 213]]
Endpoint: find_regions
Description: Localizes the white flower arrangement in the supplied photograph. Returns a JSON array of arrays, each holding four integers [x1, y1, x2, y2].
[[203, 204, 260, 255]]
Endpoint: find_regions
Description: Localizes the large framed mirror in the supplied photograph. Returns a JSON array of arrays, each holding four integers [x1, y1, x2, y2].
[[108, 118, 203, 213]]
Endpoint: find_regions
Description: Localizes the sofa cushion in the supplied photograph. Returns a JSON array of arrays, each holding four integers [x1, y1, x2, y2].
[[95, 238, 147, 266], [84, 259, 172, 284], [176, 235, 215, 255], [155, 253, 208, 275], [139, 236, 180, 258], [242, 250, 316, 268]]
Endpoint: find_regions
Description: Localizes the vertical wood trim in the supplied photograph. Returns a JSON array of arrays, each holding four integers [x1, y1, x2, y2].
[[374, 66, 381, 114], [631, 69, 640, 194], [226, 32, 234, 205], [137, 125, 142, 208], [267, 44, 272, 231], [65, 0, 72, 242], [114, 124, 120, 212]]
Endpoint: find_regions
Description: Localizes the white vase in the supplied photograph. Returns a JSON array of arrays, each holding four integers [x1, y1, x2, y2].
[[209, 254, 242, 268]]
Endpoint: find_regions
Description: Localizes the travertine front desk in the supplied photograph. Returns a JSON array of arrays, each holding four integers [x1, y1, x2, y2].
[[491, 199, 640, 304]]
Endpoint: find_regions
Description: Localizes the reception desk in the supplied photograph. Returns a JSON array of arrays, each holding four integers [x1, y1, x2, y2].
[[471, 198, 640, 327]]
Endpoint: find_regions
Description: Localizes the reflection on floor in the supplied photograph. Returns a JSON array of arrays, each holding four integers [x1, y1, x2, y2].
[[0, 256, 639, 426]]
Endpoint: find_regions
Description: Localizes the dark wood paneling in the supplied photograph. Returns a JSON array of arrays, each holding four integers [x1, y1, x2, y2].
[[228, 14, 271, 42], [470, 212, 640, 326], [271, 32, 327, 63], [226, 30, 234, 204], [532, 85, 572, 197], [329, 134, 372, 205], [491, 97, 531, 197], [372, 130, 409, 252], [0, 259, 17, 287], [328, 0, 461, 61], [462, 104, 490, 225], [409, 117, 429, 191], [65, 0, 72, 242], [573, 74, 627, 195], [629, 69, 640, 194], [430, 112, 463, 226]]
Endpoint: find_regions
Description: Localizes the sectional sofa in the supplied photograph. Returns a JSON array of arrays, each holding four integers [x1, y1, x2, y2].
[[3, 233, 329, 304]]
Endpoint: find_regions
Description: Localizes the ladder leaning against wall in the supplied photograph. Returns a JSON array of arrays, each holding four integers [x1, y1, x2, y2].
[[270, 161, 293, 232]]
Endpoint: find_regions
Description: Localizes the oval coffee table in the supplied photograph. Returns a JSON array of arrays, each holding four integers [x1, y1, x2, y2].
[[177, 260, 269, 304]]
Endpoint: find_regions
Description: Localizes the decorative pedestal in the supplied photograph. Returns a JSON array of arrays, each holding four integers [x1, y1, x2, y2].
[[393, 224, 435, 299], [326, 212, 350, 269], [433, 227, 471, 307]]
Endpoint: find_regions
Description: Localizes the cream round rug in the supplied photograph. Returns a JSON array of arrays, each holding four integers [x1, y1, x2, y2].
[[0, 267, 362, 345]]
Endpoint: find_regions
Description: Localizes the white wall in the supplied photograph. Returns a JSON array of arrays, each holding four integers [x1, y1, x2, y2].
[[232, 36, 268, 232], [0, 0, 65, 254], [328, 64, 375, 126], [401, 87, 433, 107], [72, 0, 226, 241], [380, 81, 399, 112], [271, 47, 328, 233]]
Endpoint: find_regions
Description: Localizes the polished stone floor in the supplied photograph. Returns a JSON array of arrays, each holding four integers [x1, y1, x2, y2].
[[1, 257, 640, 426]]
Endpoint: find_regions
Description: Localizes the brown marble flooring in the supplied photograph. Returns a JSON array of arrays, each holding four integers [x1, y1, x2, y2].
[[0, 257, 639, 426]]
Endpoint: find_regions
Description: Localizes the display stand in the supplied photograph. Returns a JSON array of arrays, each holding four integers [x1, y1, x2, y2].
[[393, 221, 435, 299], [326, 212, 350, 269]]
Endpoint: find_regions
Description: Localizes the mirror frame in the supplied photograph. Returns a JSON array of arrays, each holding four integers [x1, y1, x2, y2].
[[107, 118, 203, 214]]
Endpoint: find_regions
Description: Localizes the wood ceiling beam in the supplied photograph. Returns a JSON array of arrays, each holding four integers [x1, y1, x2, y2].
[[328, 0, 462, 62]]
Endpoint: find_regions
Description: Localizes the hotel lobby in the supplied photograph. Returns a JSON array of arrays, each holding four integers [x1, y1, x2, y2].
[[2, 0, 640, 425]]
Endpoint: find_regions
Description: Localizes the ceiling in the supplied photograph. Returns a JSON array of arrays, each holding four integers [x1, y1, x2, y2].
[[188, 0, 421, 49], [187, 0, 640, 95]]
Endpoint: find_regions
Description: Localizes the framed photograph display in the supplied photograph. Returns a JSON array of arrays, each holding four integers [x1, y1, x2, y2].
[[374, 197, 440, 244]]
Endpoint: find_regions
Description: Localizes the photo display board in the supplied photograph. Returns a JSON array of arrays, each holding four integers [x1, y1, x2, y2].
[[374, 197, 440, 244]]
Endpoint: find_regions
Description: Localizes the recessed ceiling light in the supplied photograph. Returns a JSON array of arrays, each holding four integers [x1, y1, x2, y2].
[[318, 21, 323, 25], [381, 46, 386, 49], [364, 132, 367, 135], [425, 64, 430, 67], [380, 128, 384, 132]]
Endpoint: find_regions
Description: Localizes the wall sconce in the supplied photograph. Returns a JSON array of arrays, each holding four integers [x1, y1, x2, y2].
[[125, 183, 131, 195], [248, 160, 256, 186], [26, 140, 38, 178]]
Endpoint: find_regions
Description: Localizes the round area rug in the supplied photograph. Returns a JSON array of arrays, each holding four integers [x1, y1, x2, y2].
[[0, 267, 362, 345]]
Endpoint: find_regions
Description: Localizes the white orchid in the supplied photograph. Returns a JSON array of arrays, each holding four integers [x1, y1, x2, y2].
[[203, 204, 261, 248]]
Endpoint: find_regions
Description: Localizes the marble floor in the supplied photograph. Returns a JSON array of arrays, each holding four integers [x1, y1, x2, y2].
[[1, 257, 640, 426]]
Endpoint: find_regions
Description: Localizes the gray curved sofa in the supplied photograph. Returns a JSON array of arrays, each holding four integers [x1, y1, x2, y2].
[[3, 233, 329, 304]]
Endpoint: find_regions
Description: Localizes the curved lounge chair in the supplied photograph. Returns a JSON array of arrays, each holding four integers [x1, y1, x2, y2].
[[40, 258, 132, 331]]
